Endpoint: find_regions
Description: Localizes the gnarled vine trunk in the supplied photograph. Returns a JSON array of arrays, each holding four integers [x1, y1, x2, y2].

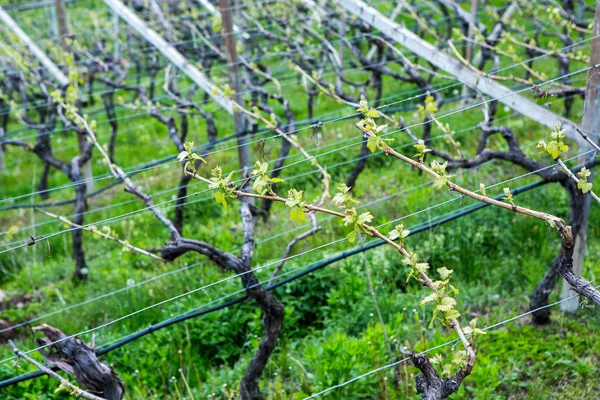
[[530, 181, 587, 323]]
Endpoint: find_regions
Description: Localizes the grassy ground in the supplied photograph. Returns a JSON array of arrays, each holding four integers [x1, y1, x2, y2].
[[1, 0, 599, 398]]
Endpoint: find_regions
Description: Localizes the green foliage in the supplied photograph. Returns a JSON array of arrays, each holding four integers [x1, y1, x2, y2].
[[177, 141, 207, 174], [430, 160, 453, 189], [355, 99, 393, 152], [388, 223, 410, 246], [0, 193, 598, 399], [416, 95, 438, 119], [402, 252, 430, 283], [537, 122, 569, 159], [420, 267, 460, 328], [208, 166, 237, 210], [211, 14, 222, 32], [463, 318, 486, 339], [503, 187, 516, 208], [331, 183, 374, 243], [341, 207, 374, 243], [5, 225, 19, 240], [285, 188, 307, 222], [413, 139, 431, 163], [222, 84, 236, 97], [430, 350, 468, 378], [332, 183, 360, 209], [1, 6, 598, 399], [358, 106, 381, 120], [578, 167, 593, 194], [251, 161, 284, 195]]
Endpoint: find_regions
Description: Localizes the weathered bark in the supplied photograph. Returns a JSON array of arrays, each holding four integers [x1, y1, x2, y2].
[[5, 90, 96, 279], [34, 324, 124, 400], [179, 113, 188, 144], [530, 182, 586, 323], [173, 174, 192, 234], [102, 92, 119, 162], [239, 267, 284, 400], [238, 197, 284, 400], [161, 197, 285, 400], [71, 159, 89, 280], [529, 252, 562, 324], [415, 102, 593, 325], [37, 162, 51, 200], [557, 240, 600, 306], [412, 353, 471, 400], [35, 123, 55, 201], [431, 121, 592, 324]]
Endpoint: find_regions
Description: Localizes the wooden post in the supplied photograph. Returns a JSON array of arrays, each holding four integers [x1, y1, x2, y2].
[[436, 0, 482, 31], [52, 0, 94, 189], [0, 6, 70, 88], [193, 0, 247, 39], [54, 0, 70, 50], [333, 0, 586, 147], [560, 1, 600, 312], [54, 0, 94, 190], [219, 0, 249, 173], [102, 0, 234, 114]]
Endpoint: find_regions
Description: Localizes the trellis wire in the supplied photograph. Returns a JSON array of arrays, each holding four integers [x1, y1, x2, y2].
[[1, 54, 592, 208], [0, 148, 594, 367], [0, 82, 593, 254], [1, 86, 536, 239], [1, 168, 593, 387], [302, 283, 600, 399]]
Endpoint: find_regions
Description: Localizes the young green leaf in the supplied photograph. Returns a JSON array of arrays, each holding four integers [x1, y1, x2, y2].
[[388, 224, 410, 246], [577, 167, 593, 193], [214, 191, 228, 210], [346, 229, 358, 243], [357, 212, 374, 225], [421, 292, 439, 305], [437, 267, 453, 280], [286, 189, 306, 222], [365, 108, 381, 119], [332, 183, 359, 208], [430, 160, 453, 190], [537, 121, 569, 159], [503, 187, 516, 207], [209, 166, 237, 209], [289, 206, 306, 222], [413, 140, 431, 163], [367, 135, 380, 153], [356, 98, 370, 114], [436, 296, 457, 312]]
